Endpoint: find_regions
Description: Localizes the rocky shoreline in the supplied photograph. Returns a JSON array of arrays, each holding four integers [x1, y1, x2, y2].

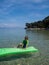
[[25, 28, 46, 30], [25, 16, 49, 30]]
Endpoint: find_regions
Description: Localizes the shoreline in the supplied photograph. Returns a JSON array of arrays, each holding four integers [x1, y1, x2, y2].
[[25, 28, 49, 30]]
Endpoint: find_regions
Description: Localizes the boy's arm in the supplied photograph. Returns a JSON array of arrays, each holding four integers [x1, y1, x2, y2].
[[26, 40, 29, 47]]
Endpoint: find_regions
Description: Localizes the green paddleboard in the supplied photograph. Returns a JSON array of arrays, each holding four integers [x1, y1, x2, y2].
[[0, 46, 38, 57]]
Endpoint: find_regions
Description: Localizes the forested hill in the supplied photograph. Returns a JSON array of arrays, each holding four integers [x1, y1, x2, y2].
[[25, 16, 49, 29]]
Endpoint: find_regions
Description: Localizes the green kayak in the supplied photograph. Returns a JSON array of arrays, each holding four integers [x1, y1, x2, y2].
[[0, 46, 38, 57]]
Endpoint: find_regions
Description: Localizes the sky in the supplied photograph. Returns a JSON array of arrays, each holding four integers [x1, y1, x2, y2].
[[0, 0, 49, 28]]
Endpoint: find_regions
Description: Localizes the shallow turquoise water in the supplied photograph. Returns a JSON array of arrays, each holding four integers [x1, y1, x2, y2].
[[0, 28, 49, 65]]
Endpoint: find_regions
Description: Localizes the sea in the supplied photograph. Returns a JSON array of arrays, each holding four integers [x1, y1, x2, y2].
[[0, 27, 49, 65]]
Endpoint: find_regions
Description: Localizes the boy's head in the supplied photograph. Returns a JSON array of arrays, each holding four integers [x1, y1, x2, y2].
[[24, 36, 28, 40]]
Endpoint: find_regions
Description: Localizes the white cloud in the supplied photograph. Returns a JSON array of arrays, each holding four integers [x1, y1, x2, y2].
[[0, 0, 48, 16], [29, 0, 43, 3], [16, 0, 47, 3], [0, 22, 23, 27], [0, 0, 49, 26], [0, 23, 17, 27], [41, 5, 49, 9]]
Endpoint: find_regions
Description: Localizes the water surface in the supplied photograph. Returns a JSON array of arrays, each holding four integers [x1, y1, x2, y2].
[[0, 28, 49, 65]]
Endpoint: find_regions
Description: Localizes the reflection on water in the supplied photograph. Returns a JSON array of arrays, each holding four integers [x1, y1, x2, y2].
[[0, 53, 35, 61], [0, 28, 49, 65]]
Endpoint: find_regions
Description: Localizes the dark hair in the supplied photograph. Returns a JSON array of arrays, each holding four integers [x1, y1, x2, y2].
[[25, 36, 28, 40]]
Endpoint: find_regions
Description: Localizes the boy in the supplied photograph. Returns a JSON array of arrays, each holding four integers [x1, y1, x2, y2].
[[22, 36, 29, 48], [17, 36, 29, 48]]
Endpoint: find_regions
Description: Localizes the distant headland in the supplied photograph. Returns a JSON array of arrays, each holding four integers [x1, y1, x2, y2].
[[25, 16, 49, 30]]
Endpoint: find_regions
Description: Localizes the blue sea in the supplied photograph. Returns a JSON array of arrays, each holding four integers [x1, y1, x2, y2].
[[0, 27, 25, 48], [0, 27, 49, 65]]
